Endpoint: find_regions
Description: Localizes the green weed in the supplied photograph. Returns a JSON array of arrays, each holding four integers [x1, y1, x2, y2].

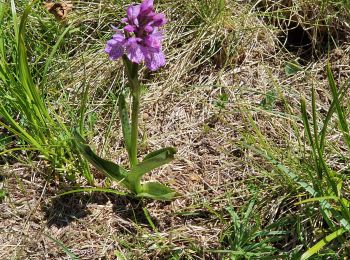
[[0, 1, 92, 182], [244, 65, 350, 258]]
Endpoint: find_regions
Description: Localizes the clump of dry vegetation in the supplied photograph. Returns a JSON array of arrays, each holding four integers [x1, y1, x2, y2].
[[1, 0, 350, 259]]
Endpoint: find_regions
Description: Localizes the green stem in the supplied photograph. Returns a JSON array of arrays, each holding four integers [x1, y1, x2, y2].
[[122, 56, 142, 193], [130, 87, 140, 168], [122, 56, 140, 167]]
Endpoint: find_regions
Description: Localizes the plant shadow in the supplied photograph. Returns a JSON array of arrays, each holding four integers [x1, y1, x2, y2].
[[42, 191, 161, 229]]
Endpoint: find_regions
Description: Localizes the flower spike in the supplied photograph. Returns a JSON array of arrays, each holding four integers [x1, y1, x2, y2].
[[105, 0, 167, 71]]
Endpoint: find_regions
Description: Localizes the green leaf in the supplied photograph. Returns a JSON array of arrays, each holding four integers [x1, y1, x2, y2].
[[118, 93, 131, 154], [143, 147, 176, 161], [0, 189, 6, 201], [138, 182, 178, 201], [73, 130, 129, 184], [214, 93, 229, 109], [285, 61, 302, 76], [301, 228, 347, 260], [260, 90, 276, 110], [127, 147, 176, 183]]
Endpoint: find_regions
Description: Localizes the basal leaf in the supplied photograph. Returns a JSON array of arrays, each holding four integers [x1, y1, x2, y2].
[[137, 182, 178, 201], [143, 147, 176, 161], [127, 147, 176, 183], [74, 130, 129, 184]]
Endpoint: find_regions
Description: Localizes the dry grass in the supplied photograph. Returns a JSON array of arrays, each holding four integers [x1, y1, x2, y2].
[[1, 0, 350, 259]]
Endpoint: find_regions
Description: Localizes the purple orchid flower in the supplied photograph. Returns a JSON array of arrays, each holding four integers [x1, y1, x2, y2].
[[105, 0, 167, 71]]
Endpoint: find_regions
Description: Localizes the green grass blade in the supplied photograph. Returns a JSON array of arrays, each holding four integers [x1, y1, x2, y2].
[[249, 145, 317, 196], [57, 187, 126, 197], [143, 207, 158, 232], [311, 86, 324, 176], [301, 228, 347, 260], [295, 196, 339, 205], [249, 145, 350, 231], [0, 107, 46, 155], [10, 0, 18, 44], [242, 198, 255, 227], [43, 233, 80, 260], [0, 1, 7, 57], [327, 64, 350, 150], [41, 24, 74, 88], [226, 206, 241, 232], [320, 78, 350, 152], [311, 87, 319, 147], [301, 97, 322, 179], [18, 3, 52, 126]]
